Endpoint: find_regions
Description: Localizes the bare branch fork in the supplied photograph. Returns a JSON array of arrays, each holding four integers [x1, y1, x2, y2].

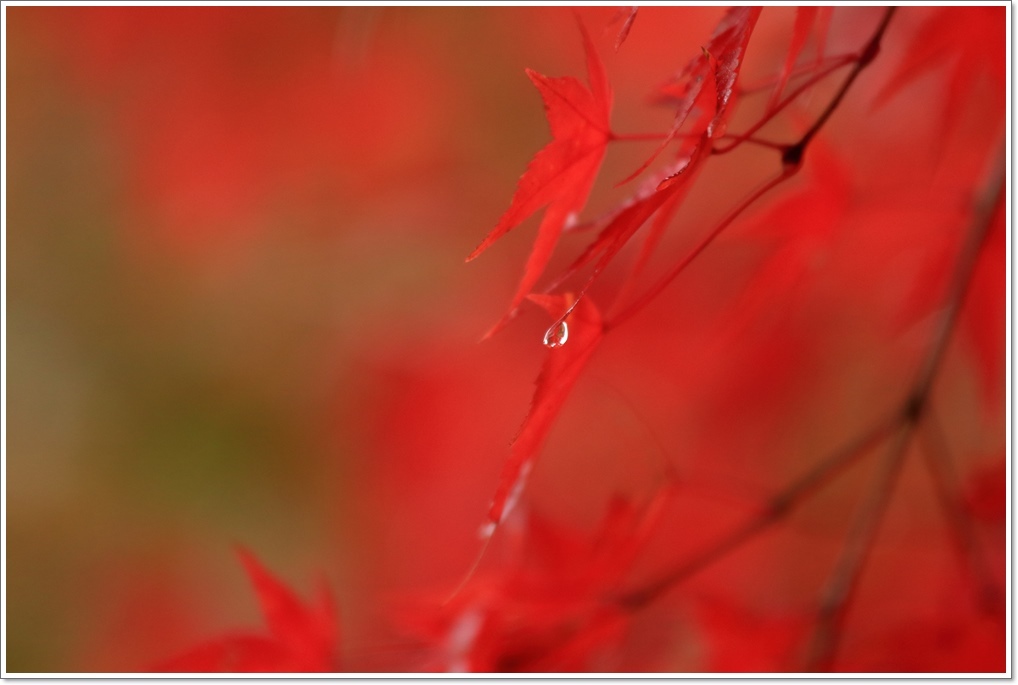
[[609, 6, 905, 612], [605, 6, 1005, 668], [610, 8, 897, 330], [489, 7, 1000, 671], [612, 149, 1005, 669], [803, 146, 1005, 670]]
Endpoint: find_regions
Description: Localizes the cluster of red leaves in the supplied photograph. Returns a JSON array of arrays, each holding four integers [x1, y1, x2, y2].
[[474, 7, 762, 535], [466, 19, 612, 339], [452, 4, 1006, 674], [399, 485, 676, 672], [148, 5, 1004, 674]]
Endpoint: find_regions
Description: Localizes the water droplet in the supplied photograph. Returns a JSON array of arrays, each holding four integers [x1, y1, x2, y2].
[[501, 461, 533, 524], [542, 320, 569, 348]]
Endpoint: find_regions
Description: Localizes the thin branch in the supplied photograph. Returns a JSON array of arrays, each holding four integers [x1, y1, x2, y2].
[[714, 8, 894, 162], [609, 136, 1004, 644], [612, 131, 786, 151], [803, 147, 1004, 669], [607, 10, 898, 330], [737, 52, 861, 95], [919, 407, 1004, 616], [779, 7, 897, 166], [711, 53, 857, 156], [613, 412, 900, 611], [803, 421, 912, 671], [904, 152, 1005, 418], [609, 132, 671, 142]]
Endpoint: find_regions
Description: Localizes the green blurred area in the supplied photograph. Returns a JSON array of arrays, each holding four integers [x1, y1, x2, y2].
[[8, 5, 650, 670], [6, 63, 316, 673]]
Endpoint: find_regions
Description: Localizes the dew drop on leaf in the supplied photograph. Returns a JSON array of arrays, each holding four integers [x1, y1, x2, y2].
[[542, 320, 569, 348]]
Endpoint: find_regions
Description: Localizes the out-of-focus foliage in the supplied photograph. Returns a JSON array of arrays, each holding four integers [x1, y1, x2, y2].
[[6, 6, 1005, 673]]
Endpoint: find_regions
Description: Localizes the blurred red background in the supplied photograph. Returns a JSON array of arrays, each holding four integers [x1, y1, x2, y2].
[[5, 5, 1006, 673]]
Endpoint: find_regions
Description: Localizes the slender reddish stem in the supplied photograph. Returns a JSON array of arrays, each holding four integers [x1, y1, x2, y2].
[[609, 8, 897, 330], [711, 52, 857, 155], [789, 8, 897, 157], [610, 132, 672, 142], [612, 131, 785, 151], [606, 167, 796, 331], [738, 52, 861, 95], [715, 6, 895, 161]]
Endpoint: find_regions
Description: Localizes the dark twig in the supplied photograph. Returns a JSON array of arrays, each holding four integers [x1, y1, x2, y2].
[[614, 413, 899, 611], [905, 152, 1005, 418], [612, 123, 1003, 673], [919, 409, 1003, 616], [612, 8, 898, 330], [712, 6, 893, 162], [780, 7, 897, 167], [609, 6, 910, 611], [802, 147, 1004, 670], [803, 421, 912, 671]]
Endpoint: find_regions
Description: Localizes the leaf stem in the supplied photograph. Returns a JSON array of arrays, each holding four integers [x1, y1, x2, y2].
[[612, 131, 785, 151], [711, 53, 857, 156], [606, 167, 796, 331], [904, 152, 1005, 417], [737, 52, 861, 95], [610, 132, 671, 142], [715, 7, 894, 160], [787, 7, 897, 157]]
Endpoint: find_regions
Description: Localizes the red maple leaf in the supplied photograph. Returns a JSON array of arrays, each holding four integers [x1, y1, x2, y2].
[[467, 19, 612, 338], [155, 549, 339, 673], [544, 6, 764, 327], [402, 486, 677, 672]]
